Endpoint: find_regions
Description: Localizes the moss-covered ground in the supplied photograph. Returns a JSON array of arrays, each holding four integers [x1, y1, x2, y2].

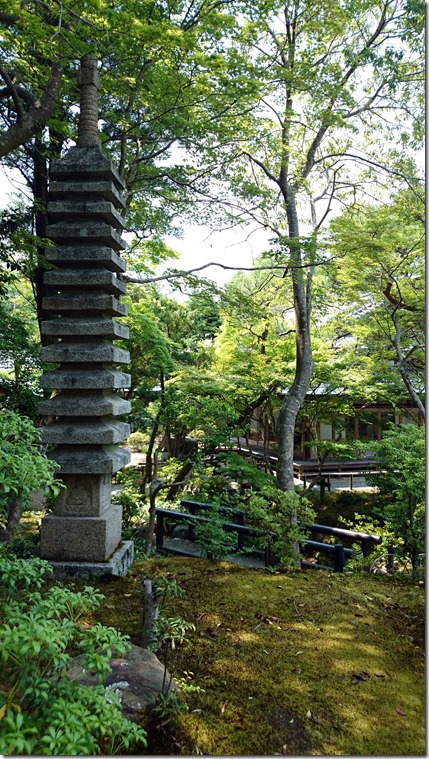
[[89, 556, 425, 756]]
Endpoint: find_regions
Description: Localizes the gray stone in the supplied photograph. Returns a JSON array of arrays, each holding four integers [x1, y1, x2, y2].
[[47, 445, 131, 473], [46, 540, 134, 579], [41, 342, 130, 364], [39, 504, 123, 562], [42, 293, 127, 316], [44, 269, 126, 295], [47, 200, 125, 229], [38, 392, 131, 417], [42, 419, 130, 445], [46, 222, 127, 251], [49, 145, 125, 191], [29, 487, 47, 512], [49, 180, 126, 209], [54, 473, 112, 516], [40, 368, 131, 390], [68, 643, 175, 722], [41, 318, 129, 339], [45, 246, 126, 273]]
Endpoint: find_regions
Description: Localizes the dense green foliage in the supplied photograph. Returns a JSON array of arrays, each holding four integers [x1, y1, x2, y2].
[[0, 552, 147, 755], [366, 424, 425, 575], [0, 411, 62, 544]]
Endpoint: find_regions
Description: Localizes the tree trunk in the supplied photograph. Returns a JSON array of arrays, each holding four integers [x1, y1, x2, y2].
[[391, 312, 425, 420], [145, 479, 163, 556], [276, 189, 314, 491], [141, 578, 161, 648], [0, 497, 23, 544]]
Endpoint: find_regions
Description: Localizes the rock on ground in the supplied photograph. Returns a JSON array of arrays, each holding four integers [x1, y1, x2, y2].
[[68, 643, 175, 722]]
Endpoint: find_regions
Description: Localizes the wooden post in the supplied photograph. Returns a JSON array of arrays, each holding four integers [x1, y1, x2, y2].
[[155, 511, 164, 550], [333, 544, 346, 572]]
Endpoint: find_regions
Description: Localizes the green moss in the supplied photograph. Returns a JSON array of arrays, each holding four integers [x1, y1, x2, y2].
[[89, 558, 424, 756]]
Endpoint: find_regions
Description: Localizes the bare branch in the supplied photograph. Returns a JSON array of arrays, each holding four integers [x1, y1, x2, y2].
[[123, 256, 336, 286]]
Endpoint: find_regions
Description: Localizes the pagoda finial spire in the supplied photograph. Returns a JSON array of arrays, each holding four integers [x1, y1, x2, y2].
[[77, 54, 100, 147]]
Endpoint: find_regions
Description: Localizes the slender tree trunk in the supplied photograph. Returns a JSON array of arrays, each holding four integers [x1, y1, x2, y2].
[[391, 312, 425, 420], [0, 497, 23, 544], [276, 189, 314, 491], [145, 479, 163, 556]]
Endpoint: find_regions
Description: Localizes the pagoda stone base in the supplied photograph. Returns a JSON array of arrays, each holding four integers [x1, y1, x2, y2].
[[40, 505, 123, 562], [45, 540, 134, 580]]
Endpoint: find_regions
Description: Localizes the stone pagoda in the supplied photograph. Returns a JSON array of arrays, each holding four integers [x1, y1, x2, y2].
[[38, 55, 133, 577]]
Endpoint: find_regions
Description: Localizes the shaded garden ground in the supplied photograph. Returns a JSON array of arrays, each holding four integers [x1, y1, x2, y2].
[[88, 556, 424, 756]]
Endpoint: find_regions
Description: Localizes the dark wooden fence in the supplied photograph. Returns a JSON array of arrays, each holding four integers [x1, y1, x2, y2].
[[155, 499, 382, 573]]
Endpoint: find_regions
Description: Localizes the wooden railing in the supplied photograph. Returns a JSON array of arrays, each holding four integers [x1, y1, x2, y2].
[[155, 500, 382, 572]]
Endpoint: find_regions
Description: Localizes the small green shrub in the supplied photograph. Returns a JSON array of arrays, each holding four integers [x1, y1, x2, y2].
[[112, 487, 148, 528], [127, 431, 148, 452], [0, 551, 147, 755], [244, 486, 316, 569], [0, 411, 63, 544], [366, 424, 425, 577], [193, 510, 237, 560]]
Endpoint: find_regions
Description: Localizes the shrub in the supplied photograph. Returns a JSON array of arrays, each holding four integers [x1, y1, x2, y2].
[[127, 431, 147, 452], [244, 486, 316, 569], [0, 550, 147, 755], [0, 411, 63, 545], [366, 424, 425, 577], [193, 509, 237, 560]]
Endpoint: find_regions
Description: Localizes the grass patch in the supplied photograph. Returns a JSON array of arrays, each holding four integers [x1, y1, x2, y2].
[[89, 557, 424, 756]]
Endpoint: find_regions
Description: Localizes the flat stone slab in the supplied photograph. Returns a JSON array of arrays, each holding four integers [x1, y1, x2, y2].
[[43, 293, 127, 316], [48, 200, 125, 229], [46, 540, 134, 579], [42, 419, 130, 445], [47, 444, 131, 473], [46, 222, 127, 251], [41, 318, 129, 339], [38, 392, 131, 417], [41, 343, 130, 364], [45, 246, 126, 273], [44, 269, 126, 295], [49, 180, 126, 209], [40, 369, 131, 390], [49, 145, 125, 192], [68, 642, 175, 723]]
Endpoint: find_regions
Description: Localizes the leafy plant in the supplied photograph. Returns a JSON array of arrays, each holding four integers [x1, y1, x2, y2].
[[0, 411, 63, 545], [0, 551, 147, 755], [244, 485, 316, 569], [338, 514, 399, 573], [144, 575, 196, 701], [365, 424, 425, 578], [193, 509, 237, 560], [112, 487, 147, 529], [127, 431, 148, 452]]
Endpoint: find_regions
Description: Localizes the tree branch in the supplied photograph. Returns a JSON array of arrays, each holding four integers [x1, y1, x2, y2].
[[0, 61, 63, 158], [123, 257, 334, 285]]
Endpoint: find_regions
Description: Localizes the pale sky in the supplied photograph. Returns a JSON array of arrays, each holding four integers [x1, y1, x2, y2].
[[0, 165, 271, 293]]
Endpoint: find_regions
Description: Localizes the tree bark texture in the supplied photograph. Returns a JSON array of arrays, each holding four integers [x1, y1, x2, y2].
[[0, 497, 23, 545], [276, 190, 314, 491], [141, 578, 161, 648], [0, 62, 63, 158]]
